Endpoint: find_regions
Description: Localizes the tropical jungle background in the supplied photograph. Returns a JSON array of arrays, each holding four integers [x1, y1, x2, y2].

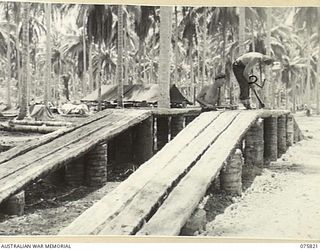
[[0, 3, 319, 118]]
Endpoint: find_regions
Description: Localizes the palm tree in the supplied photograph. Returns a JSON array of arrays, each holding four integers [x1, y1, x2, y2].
[[17, 2, 30, 120], [5, 2, 12, 109], [117, 5, 124, 108], [316, 7, 320, 114], [238, 7, 245, 55], [86, 5, 113, 111], [294, 7, 318, 109], [158, 6, 172, 108], [44, 2, 51, 107]]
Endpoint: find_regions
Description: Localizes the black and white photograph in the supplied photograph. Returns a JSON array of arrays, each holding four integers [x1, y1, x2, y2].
[[0, 1, 319, 241]]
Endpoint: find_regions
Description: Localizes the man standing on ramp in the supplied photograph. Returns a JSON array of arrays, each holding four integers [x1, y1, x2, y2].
[[233, 52, 274, 109]]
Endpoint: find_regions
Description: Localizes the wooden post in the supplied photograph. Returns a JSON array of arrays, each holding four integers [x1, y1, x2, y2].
[[85, 142, 108, 187], [264, 116, 278, 164], [244, 119, 264, 167], [44, 168, 65, 185], [170, 115, 184, 139], [286, 114, 294, 147], [243, 119, 264, 186], [65, 157, 85, 187], [1, 190, 25, 216], [156, 116, 169, 151], [133, 117, 154, 165], [277, 115, 287, 157], [185, 115, 197, 126], [220, 149, 243, 196], [293, 119, 303, 143]]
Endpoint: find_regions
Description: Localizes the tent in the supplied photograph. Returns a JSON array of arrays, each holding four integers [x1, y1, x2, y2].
[[81, 84, 192, 107]]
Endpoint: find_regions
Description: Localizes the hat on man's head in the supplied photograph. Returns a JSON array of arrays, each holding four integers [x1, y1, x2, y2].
[[215, 73, 226, 80], [262, 55, 274, 65]]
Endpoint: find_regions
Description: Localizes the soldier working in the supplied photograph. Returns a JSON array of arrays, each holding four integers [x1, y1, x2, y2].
[[233, 52, 274, 109]]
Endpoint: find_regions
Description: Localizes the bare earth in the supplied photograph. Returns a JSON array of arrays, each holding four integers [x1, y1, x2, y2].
[[202, 113, 320, 240], [0, 113, 319, 239]]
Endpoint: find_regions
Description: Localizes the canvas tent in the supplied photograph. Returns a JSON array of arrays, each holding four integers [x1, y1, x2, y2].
[[81, 84, 192, 107]]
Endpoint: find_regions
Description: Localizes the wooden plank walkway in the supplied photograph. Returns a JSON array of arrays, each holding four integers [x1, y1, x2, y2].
[[59, 109, 291, 236], [0, 109, 151, 205]]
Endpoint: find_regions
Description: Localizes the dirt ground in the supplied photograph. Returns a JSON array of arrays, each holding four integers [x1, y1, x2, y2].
[[0, 180, 120, 235], [0, 112, 319, 239], [202, 113, 320, 240]]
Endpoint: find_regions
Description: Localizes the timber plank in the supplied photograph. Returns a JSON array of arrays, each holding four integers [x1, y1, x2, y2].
[[137, 110, 263, 236], [59, 111, 224, 235], [0, 109, 114, 165], [0, 110, 145, 179], [0, 113, 122, 179], [98, 111, 241, 235], [0, 110, 151, 204]]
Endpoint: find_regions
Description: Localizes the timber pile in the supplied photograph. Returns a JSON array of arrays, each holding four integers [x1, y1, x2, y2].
[[0, 120, 74, 134], [0, 109, 151, 206], [0, 109, 114, 165]]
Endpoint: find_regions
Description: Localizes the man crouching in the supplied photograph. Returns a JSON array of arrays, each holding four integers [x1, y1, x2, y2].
[[196, 73, 226, 111]]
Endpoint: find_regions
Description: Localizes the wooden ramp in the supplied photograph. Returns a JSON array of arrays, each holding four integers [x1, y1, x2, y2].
[[0, 109, 151, 205], [59, 109, 291, 236]]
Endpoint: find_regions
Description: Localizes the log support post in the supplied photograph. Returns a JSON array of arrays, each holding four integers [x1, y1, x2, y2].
[[293, 119, 303, 143], [170, 115, 184, 139], [220, 149, 243, 196], [85, 142, 108, 187], [184, 115, 197, 126], [156, 116, 169, 151], [286, 114, 294, 147], [1, 190, 25, 216], [264, 116, 278, 164], [243, 119, 264, 186], [44, 168, 65, 186], [277, 115, 287, 157], [133, 117, 154, 165], [65, 157, 85, 187]]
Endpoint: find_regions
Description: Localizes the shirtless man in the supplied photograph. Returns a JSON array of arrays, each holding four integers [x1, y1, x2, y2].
[[196, 73, 226, 111], [233, 52, 274, 109]]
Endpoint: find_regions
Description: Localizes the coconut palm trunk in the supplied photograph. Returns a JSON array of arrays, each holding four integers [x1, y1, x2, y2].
[[189, 42, 194, 104], [174, 7, 179, 87], [88, 42, 94, 92], [265, 7, 272, 108], [6, 3, 12, 109], [158, 6, 172, 108], [317, 7, 320, 115], [17, 2, 29, 120], [239, 7, 245, 55], [82, 12, 87, 97], [44, 3, 51, 107], [124, 24, 129, 86], [117, 5, 124, 108], [201, 7, 207, 88], [97, 44, 102, 111]]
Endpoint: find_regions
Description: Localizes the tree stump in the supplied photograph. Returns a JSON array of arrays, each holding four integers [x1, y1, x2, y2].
[[1, 191, 25, 216], [85, 142, 108, 187], [220, 149, 243, 196], [133, 117, 154, 165], [113, 129, 133, 164], [185, 115, 197, 126], [156, 116, 169, 151], [286, 114, 294, 147], [65, 157, 85, 186], [264, 116, 278, 164], [243, 119, 264, 186], [244, 119, 264, 167], [277, 115, 287, 157], [170, 115, 184, 139]]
